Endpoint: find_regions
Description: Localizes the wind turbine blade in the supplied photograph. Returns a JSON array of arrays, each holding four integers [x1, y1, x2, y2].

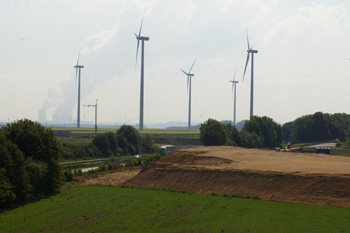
[[138, 13, 144, 37], [135, 12, 144, 70], [181, 69, 188, 75], [75, 48, 80, 85], [233, 67, 237, 81], [76, 48, 81, 66], [243, 53, 250, 81], [246, 31, 250, 50], [135, 39, 140, 70], [188, 59, 196, 74]]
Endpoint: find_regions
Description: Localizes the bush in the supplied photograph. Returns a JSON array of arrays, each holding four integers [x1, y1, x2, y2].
[[63, 169, 73, 182], [98, 165, 107, 172], [61, 143, 102, 160]]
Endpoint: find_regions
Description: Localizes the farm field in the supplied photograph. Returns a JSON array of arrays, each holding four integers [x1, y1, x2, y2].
[[1, 186, 349, 233]]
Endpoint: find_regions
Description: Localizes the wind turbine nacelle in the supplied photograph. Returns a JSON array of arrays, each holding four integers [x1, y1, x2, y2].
[[188, 74, 194, 77], [248, 49, 258, 54], [139, 36, 150, 41], [74, 65, 84, 68]]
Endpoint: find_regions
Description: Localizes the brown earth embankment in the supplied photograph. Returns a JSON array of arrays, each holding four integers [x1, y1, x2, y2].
[[124, 146, 350, 208]]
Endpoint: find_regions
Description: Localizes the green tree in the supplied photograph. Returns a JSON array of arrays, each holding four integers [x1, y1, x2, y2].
[[92, 134, 111, 157], [242, 116, 282, 147], [4, 119, 63, 195], [222, 123, 236, 146], [117, 125, 140, 155], [0, 134, 31, 203], [25, 157, 48, 195], [200, 119, 228, 146], [105, 132, 118, 155], [0, 168, 16, 207], [291, 112, 335, 143], [239, 130, 263, 148], [282, 122, 292, 143], [140, 134, 158, 154], [231, 126, 241, 146]]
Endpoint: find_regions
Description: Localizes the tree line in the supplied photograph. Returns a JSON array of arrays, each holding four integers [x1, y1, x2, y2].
[[0, 120, 158, 208], [200, 112, 350, 148], [200, 116, 283, 148], [0, 119, 63, 207], [283, 112, 350, 143], [61, 125, 159, 160]]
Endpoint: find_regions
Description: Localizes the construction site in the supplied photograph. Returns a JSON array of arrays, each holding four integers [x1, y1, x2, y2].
[[82, 146, 350, 208]]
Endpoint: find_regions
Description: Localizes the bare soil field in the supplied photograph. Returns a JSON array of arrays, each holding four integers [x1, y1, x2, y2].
[[123, 146, 350, 208], [79, 167, 142, 186]]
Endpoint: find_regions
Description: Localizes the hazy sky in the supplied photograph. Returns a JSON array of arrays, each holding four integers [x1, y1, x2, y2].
[[1, 0, 350, 126]]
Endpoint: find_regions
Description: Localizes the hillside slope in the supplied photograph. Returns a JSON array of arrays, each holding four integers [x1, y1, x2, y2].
[[125, 146, 350, 208]]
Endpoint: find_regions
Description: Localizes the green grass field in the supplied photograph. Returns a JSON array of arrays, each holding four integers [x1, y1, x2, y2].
[[1, 186, 349, 233], [53, 127, 201, 146], [141, 128, 200, 135], [51, 127, 200, 135], [331, 148, 350, 157]]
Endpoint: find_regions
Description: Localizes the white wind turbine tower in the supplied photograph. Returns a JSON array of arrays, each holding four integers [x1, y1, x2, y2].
[[181, 60, 196, 129], [243, 33, 258, 118], [135, 13, 149, 131], [229, 68, 239, 126], [73, 50, 84, 128]]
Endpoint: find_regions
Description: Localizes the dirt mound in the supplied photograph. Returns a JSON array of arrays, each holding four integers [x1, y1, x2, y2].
[[124, 146, 350, 208]]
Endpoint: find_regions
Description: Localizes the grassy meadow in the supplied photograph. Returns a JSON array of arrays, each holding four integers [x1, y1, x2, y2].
[[1, 186, 350, 233]]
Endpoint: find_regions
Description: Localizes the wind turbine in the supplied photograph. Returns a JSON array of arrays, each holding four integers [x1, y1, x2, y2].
[[135, 13, 149, 131], [181, 60, 196, 129], [243, 33, 258, 118], [73, 50, 84, 128], [229, 68, 239, 126]]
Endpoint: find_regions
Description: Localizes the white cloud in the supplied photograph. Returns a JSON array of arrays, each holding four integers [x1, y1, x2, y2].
[[82, 23, 120, 55], [263, 2, 347, 45]]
